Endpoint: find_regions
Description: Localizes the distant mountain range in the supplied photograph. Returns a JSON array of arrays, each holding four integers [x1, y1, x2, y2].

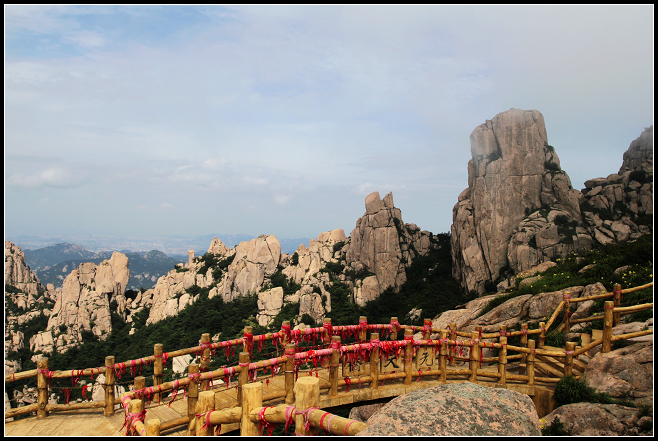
[[13, 234, 311, 257], [21, 237, 312, 290], [23, 243, 185, 290]]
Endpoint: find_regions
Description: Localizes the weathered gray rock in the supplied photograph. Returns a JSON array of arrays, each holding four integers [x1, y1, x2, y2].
[[542, 402, 652, 436], [349, 403, 385, 422], [451, 109, 586, 295], [579, 125, 653, 244], [357, 382, 540, 436], [346, 191, 433, 296], [584, 340, 653, 405]]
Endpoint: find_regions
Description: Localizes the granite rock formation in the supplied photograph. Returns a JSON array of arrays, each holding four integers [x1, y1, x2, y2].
[[451, 110, 652, 295], [346, 191, 433, 304], [31, 252, 130, 354], [542, 402, 653, 436]]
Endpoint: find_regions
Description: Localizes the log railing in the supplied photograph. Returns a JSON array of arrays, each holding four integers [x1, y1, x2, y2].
[[5, 282, 653, 435]]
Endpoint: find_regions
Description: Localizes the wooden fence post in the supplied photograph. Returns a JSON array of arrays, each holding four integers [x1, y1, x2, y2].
[[527, 339, 535, 386], [563, 292, 571, 332], [439, 330, 448, 384], [613, 284, 622, 327], [403, 328, 413, 385], [293, 377, 320, 436], [449, 323, 457, 366], [370, 333, 380, 390], [195, 390, 215, 436], [498, 336, 507, 386], [285, 344, 296, 404], [153, 343, 164, 403], [187, 363, 200, 431], [243, 326, 254, 355], [240, 382, 263, 436], [538, 322, 546, 349], [105, 355, 115, 416], [129, 398, 146, 436], [602, 301, 614, 353], [134, 376, 146, 408], [146, 418, 161, 436], [389, 317, 399, 341], [200, 333, 211, 391], [469, 331, 479, 383], [281, 321, 291, 346], [358, 316, 368, 342], [520, 324, 529, 364], [564, 342, 576, 376], [323, 317, 332, 345], [36, 357, 49, 419], [237, 352, 250, 405], [423, 319, 433, 340], [329, 336, 340, 397]]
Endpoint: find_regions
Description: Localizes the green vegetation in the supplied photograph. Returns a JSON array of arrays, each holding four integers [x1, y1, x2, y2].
[[476, 234, 653, 319], [541, 416, 570, 436], [555, 375, 615, 406]]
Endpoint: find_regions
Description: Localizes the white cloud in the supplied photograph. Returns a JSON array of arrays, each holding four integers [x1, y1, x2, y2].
[[6, 167, 77, 188], [159, 203, 173, 209]]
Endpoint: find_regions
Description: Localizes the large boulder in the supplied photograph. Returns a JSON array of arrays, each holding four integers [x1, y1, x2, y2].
[[451, 109, 586, 295], [542, 402, 652, 436], [584, 340, 653, 406], [356, 382, 540, 436]]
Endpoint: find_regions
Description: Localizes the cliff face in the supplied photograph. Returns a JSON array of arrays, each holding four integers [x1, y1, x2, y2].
[[345, 191, 433, 305], [31, 252, 130, 354], [451, 110, 653, 295]]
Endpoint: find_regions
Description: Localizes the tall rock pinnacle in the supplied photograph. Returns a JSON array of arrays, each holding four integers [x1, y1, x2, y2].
[[451, 109, 586, 295]]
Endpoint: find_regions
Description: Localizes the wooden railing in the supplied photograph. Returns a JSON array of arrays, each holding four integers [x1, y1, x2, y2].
[[5, 282, 653, 435]]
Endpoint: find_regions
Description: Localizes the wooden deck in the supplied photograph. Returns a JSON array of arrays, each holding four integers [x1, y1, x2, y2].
[[4, 362, 555, 436]]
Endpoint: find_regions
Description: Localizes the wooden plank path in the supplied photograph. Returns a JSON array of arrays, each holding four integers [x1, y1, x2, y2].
[[4, 362, 554, 436]]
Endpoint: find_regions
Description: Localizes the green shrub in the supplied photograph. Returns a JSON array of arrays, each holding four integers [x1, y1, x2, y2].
[[554, 376, 615, 407], [541, 416, 570, 436]]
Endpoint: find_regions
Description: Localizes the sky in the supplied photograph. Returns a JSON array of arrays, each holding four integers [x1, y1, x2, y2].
[[4, 5, 654, 250]]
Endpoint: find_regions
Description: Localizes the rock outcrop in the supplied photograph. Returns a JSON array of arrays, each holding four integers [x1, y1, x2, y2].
[[451, 110, 652, 295], [5, 241, 55, 363], [5, 241, 48, 307], [357, 382, 541, 436], [542, 402, 652, 436], [579, 125, 653, 245], [217, 235, 281, 302], [32, 252, 130, 354], [584, 340, 653, 406], [451, 109, 586, 295], [346, 191, 433, 302]]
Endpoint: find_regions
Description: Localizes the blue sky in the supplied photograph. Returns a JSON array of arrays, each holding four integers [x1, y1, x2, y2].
[[4, 5, 654, 248]]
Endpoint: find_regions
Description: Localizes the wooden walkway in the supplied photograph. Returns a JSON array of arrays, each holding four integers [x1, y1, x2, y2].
[[4, 362, 555, 436]]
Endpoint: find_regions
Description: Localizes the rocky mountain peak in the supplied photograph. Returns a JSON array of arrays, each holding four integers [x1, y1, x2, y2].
[[346, 191, 433, 302], [31, 251, 130, 354], [451, 110, 653, 295]]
